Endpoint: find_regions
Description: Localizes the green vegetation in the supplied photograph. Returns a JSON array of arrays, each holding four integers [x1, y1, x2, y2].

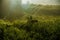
[[0, 1, 60, 40], [0, 15, 60, 40], [23, 4, 60, 16]]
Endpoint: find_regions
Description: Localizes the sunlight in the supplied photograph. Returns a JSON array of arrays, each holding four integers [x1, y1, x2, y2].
[[22, 0, 29, 4]]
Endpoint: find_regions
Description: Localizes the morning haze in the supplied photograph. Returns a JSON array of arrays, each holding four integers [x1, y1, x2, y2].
[[30, 0, 60, 5], [22, 0, 60, 5], [0, 0, 60, 40]]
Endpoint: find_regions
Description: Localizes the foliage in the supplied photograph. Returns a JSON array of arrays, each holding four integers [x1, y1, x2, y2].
[[0, 1, 60, 40], [0, 16, 60, 40]]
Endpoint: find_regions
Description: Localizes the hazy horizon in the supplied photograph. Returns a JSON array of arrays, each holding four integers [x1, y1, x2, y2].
[[22, 0, 60, 5]]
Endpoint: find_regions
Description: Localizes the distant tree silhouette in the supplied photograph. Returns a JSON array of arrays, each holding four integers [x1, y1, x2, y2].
[[0, 0, 3, 18]]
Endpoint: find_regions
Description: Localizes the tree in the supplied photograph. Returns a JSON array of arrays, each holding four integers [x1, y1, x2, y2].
[[0, 0, 3, 18]]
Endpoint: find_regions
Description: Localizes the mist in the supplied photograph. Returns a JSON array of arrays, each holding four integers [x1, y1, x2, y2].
[[22, 0, 60, 5], [32, 0, 60, 5], [0, 0, 60, 40]]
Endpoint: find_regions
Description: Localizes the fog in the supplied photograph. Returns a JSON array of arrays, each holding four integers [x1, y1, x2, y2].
[[22, 0, 60, 5]]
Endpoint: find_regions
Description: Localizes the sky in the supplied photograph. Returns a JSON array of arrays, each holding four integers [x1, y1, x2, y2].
[[9, 0, 60, 7], [22, 0, 60, 5], [8, 0, 60, 11]]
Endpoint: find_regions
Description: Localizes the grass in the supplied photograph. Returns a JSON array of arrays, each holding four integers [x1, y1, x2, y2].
[[0, 4, 60, 40], [0, 15, 60, 40]]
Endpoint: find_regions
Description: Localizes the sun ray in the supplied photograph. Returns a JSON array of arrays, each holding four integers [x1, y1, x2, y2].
[[22, 0, 27, 4]]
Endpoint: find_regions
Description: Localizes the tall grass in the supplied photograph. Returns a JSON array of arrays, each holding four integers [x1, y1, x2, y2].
[[0, 16, 60, 40]]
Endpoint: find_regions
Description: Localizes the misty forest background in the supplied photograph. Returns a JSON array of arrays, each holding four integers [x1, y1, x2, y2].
[[0, 0, 60, 40]]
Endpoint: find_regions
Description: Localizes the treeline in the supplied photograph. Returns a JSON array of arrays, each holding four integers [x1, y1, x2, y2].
[[23, 4, 60, 15], [0, 0, 24, 20]]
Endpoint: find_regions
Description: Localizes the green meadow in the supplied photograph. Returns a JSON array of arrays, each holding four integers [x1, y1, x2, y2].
[[0, 2, 60, 40]]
